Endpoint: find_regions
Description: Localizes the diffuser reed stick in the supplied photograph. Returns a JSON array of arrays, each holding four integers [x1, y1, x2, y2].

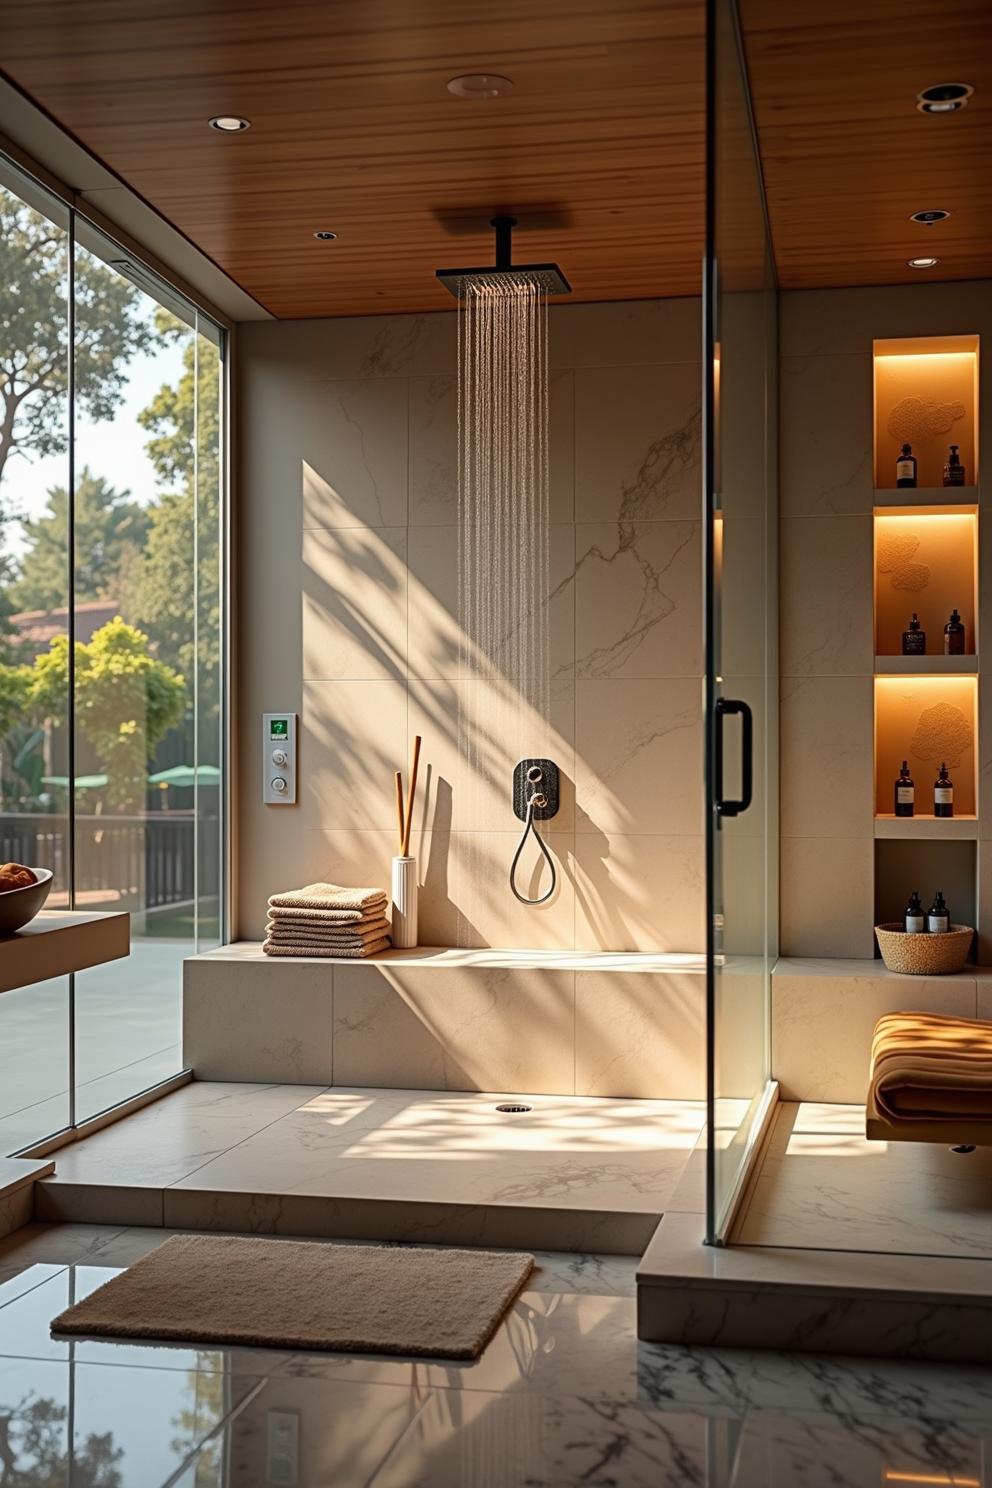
[[394, 771, 406, 856], [401, 735, 422, 858]]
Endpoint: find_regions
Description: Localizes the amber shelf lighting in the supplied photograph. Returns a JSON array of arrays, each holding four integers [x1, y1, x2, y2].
[[875, 815, 978, 840], [873, 675, 978, 819], [873, 335, 979, 490], [873, 507, 978, 659]]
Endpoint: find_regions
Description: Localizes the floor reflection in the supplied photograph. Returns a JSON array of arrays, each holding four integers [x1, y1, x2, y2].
[[0, 1234, 989, 1487]]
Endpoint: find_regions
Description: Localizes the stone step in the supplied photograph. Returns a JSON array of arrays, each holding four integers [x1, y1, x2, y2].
[[0, 1156, 56, 1241], [636, 1211, 992, 1364]]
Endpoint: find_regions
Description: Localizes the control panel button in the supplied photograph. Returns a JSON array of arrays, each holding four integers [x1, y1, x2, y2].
[[263, 713, 297, 804]]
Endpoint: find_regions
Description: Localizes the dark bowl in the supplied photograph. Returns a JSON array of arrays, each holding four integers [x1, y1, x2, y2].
[[0, 868, 54, 935]]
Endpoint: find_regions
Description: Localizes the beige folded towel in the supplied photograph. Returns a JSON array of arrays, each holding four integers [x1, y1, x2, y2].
[[266, 906, 384, 927], [262, 937, 391, 960], [268, 883, 387, 914], [265, 917, 390, 944]]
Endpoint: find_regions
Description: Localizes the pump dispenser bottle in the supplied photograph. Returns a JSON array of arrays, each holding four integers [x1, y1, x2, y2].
[[928, 891, 950, 934], [944, 609, 965, 655], [902, 613, 926, 655], [934, 762, 954, 818], [894, 760, 915, 817], [943, 444, 966, 487], [904, 890, 925, 934]]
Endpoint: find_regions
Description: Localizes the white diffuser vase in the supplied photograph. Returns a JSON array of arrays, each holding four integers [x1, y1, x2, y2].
[[391, 855, 418, 949]]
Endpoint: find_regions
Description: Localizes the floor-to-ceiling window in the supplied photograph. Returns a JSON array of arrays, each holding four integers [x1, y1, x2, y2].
[[0, 154, 227, 1152]]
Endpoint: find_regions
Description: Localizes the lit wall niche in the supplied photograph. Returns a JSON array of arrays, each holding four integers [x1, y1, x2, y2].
[[874, 675, 978, 818], [873, 335, 979, 490], [873, 508, 977, 657]]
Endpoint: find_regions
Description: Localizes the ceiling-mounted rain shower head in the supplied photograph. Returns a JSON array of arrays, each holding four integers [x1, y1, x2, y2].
[[436, 216, 571, 298]]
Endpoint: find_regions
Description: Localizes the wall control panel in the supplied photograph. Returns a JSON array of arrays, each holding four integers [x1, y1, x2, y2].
[[263, 713, 297, 804]]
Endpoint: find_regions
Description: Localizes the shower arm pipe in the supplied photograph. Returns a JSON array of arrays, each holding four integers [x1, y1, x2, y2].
[[491, 215, 517, 270], [509, 787, 557, 906]]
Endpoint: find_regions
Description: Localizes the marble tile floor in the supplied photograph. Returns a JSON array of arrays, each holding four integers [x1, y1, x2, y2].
[[734, 1101, 992, 1260], [1, 1222, 992, 1487], [35, 1081, 708, 1254]]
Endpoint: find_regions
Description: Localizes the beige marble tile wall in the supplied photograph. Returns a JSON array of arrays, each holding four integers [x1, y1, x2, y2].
[[779, 279, 992, 960], [237, 299, 703, 952]]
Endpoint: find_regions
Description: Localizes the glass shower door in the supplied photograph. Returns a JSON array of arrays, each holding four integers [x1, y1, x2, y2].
[[704, 0, 778, 1243]]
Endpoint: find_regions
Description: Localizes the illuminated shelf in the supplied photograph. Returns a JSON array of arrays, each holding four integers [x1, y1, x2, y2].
[[874, 675, 978, 818], [873, 335, 979, 489], [875, 654, 977, 674], [874, 485, 978, 508], [873, 507, 977, 658], [875, 815, 978, 840]]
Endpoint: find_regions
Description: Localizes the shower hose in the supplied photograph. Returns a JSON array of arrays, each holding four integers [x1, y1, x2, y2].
[[509, 786, 557, 905]]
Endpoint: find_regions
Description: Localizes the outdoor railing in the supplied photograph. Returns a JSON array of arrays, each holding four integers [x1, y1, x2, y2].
[[0, 812, 218, 910]]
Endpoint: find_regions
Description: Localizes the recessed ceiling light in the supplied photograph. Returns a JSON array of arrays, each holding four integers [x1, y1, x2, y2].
[[209, 115, 251, 132], [917, 82, 973, 114], [313, 230, 338, 241], [446, 73, 514, 99], [909, 209, 950, 225], [907, 257, 940, 269]]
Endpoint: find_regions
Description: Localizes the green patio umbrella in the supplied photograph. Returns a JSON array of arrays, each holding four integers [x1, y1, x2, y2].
[[41, 774, 109, 790], [147, 765, 221, 788]]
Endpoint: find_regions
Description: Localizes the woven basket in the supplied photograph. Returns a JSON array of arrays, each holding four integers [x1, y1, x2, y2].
[[875, 922, 973, 975]]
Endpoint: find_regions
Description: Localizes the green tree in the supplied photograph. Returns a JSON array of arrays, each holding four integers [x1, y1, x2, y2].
[[0, 187, 153, 502], [31, 617, 186, 808], [11, 467, 150, 613], [0, 1391, 123, 1486], [134, 315, 221, 696], [0, 547, 22, 660], [0, 660, 32, 741]]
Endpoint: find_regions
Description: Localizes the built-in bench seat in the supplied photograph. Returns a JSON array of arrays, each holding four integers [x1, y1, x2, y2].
[[182, 942, 711, 1098], [867, 1010, 992, 1146]]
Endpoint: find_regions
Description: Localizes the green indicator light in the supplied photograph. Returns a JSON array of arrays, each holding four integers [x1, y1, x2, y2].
[[270, 719, 288, 738]]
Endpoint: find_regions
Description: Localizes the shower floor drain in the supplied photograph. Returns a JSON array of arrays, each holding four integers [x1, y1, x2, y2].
[[495, 1103, 533, 1114]]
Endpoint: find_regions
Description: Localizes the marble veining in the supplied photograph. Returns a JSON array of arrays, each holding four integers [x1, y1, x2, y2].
[[3, 1220, 992, 1487], [37, 1084, 705, 1253], [734, 1101, 992, 1261]]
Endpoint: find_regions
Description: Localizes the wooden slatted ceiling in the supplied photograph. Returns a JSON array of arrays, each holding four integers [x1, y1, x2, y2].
[[738, 0, 992, 290], [0, 0, 706, 317]]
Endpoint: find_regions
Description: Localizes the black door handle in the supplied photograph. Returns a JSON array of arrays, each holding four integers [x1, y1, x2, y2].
[[715, 698, 753, 818]]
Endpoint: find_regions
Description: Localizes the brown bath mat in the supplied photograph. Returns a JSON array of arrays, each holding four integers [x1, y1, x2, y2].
[[51, 1234, 534, 1360]]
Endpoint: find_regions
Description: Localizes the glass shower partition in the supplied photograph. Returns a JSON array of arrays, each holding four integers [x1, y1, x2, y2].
[[704, 0, 779, 1243]]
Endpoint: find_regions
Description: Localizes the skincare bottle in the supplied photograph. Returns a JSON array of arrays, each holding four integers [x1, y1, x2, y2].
[[894, 759, 915, 818], [943, 444, 966, 487], [927, 890, 950, 934], [944, 608, 965, 655], [902, 613, 926, 655], [934, 762, 954, 818], [904, 890, 925, 934], [896, 443, 918, 488]]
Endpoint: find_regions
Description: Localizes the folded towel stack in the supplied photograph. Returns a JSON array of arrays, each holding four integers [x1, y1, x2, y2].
[[262, 882, 391, 959]]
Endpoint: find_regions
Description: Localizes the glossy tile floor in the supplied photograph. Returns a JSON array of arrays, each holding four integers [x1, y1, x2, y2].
[[41, 1082, 706, 1251], [1, 1222, 991, 1487], [734, 1102, 992, 1259]]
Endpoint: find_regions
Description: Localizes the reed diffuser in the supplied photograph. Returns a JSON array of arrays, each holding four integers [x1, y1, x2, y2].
[[391, 735, 421, 949]]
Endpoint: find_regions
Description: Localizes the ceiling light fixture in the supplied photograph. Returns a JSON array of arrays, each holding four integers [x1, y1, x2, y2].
[[313, 230, 338, 241], [909, 209, 950, 225], [917, 82, 973, 114], [907, 257, 940, 269], [446, 73, 514, 99], [209, 115, 251, 132]]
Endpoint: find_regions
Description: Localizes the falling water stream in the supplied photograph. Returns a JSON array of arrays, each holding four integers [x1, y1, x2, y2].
[[456, 276, 551, 932]]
